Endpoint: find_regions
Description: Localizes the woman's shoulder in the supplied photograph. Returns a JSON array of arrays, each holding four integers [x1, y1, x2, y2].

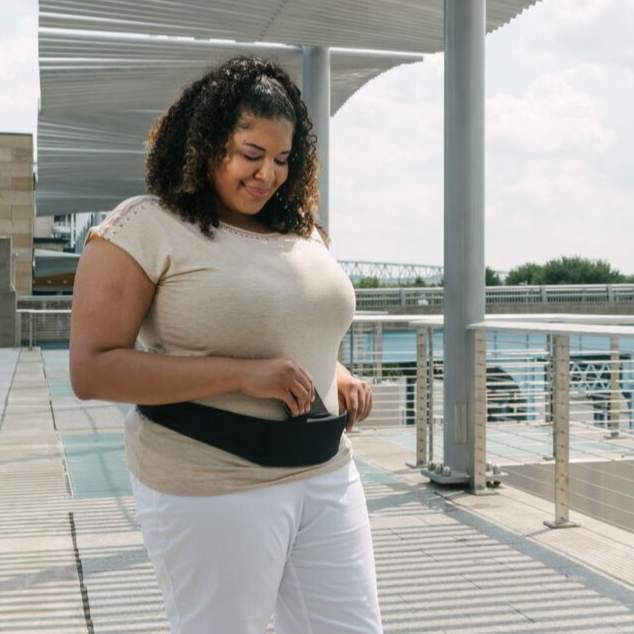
[[100, 195, 179, 234], [85, 195, 176, 284], [109, 194, 170, 219]]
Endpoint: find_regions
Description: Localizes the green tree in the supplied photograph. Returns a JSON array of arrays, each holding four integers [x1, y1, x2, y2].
[[539, 256, 626, 284], [485, 267, 503, 286], [506, 257, 626, 285], [355, 275, 380, 288], [505, 262, 542, 285]]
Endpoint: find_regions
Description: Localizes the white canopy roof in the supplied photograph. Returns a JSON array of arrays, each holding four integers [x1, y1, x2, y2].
[[36, 0, 539, 216], [40, 0, 539, 53]]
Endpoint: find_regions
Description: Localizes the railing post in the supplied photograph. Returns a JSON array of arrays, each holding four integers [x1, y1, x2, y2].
[[28, 311, 34, 350], [411, 325, 429, 467], [15, 309, 21, 347], [606, 335, 620, 439], [349, 324, 355, 375], [469, 328, 487, 493], [374, 322, 383, 382], [427, 328, 435, 465], [545, 334, 555, 459], [357, 323, 364, 377], [544, 333, 578, 529]]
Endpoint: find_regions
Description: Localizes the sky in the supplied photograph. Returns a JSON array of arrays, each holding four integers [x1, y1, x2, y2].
[[1, 0, 633, 274]]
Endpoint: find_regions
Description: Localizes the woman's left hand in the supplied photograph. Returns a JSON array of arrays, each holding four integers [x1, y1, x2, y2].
[[337, 365, 373, 431]]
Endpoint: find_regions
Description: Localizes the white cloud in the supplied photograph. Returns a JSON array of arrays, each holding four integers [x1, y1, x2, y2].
[[487, 72, 613, 156], [330, 0, 634, 276], [0, 2, 39, 134], [513, 0, 634, 70], [329, 59, 444, 265]]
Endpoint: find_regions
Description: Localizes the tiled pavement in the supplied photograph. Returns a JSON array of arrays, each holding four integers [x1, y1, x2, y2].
[[2, 348, 634, 633]]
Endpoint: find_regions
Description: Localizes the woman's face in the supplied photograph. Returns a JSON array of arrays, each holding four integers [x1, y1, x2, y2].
[[210, 115, 294, 223]]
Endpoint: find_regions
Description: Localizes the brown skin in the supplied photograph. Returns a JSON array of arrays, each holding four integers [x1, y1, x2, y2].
[[70, 116, 372, 427], [210, 115, 293, 231]]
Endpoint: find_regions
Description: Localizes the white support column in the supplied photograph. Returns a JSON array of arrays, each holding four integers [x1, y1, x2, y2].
[[302, 46, 330, 232], [430, 0, 486, 484]]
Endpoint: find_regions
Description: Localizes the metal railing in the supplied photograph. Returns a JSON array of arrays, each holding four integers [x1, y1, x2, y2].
[[355, 284, 634, 310], [16, 309, 72, 349], [464, 320, 634, 531], [339, 316, 427, 427], [341, 314, 634, 532]]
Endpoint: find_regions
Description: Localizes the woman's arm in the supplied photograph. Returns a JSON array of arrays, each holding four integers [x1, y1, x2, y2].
[[70, 238, 314, 414], [70, 238, 247, 404]]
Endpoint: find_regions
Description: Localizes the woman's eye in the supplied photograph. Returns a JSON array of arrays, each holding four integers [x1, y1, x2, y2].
[[275, 159, 288, 166], [243, 154, 262, 161]]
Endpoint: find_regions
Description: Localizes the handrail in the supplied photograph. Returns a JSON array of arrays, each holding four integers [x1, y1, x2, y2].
[[468, 320, 634, 338], [354, 284, 634, 308], [457, 319, 633, 528], [16, 308, 71, 350]]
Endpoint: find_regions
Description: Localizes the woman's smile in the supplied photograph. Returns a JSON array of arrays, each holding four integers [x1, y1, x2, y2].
[[242, 183, 272, 200]]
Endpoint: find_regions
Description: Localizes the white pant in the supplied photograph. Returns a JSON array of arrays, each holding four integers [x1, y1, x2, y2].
[[130, 460, 383, 634]]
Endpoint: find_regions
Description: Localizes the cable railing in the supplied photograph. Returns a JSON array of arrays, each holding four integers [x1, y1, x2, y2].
[[462, 319, 634, 532], [340, 314, 634, 533], [355, 284, 634, 310], [16, 309, 72, 349]]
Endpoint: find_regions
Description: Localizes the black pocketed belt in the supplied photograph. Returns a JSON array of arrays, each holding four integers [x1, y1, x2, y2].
[[136, 399, 349, 468]]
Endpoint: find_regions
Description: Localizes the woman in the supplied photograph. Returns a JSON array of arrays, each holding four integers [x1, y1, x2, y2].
[[70, 55, 382, 634]]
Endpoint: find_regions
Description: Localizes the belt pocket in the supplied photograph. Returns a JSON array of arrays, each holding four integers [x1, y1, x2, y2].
[[258, 411, 348, 467]]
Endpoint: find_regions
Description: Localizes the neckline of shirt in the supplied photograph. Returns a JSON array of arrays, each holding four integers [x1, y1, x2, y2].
[[217, 220, 286, 240]]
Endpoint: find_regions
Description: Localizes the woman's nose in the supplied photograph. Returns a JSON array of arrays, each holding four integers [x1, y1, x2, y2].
[[254, 159, 275, 183]]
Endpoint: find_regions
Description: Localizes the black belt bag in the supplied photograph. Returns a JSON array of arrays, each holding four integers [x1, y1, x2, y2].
[[136, 391, 348, 468]]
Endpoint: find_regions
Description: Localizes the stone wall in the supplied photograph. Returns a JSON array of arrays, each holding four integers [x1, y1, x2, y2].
[[0, 133, 34, 296], [0, 237, 17, 346]]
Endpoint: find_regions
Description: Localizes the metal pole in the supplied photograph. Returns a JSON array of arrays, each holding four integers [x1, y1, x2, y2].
[[428, 328, 435, 464], [302, 46, 330, 232], [349, 326, 355, 375], [358, 323, 364, 377], [469, 329, 487, 493], [545, 334, 556, 460], [544, 334, 578, 529], [411, 326, 428, 467], [375, 321, 383, 382], [606, 335, 620, 439], [440, 0, 486, 483], [29, 311, 34, 350]]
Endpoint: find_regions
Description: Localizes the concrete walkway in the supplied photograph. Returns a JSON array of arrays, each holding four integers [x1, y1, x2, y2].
[[2, 348, 634, 633]]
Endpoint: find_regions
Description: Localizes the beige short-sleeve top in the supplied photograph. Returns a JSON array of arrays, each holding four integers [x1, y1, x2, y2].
[[85, 195, 356, 496]]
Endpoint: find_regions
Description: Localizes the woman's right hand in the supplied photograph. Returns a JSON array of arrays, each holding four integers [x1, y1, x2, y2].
[[239, 358, 315, 417]]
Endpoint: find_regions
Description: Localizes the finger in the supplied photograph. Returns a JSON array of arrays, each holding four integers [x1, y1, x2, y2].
[[356, 388, 367, 423], [358, 383, 370, 421], [289, 383, 310, 416], [346, 390, 359, 429], [360, 384, 371, 422], [295, 367, 315, 409], [281, 393, 300, 418]]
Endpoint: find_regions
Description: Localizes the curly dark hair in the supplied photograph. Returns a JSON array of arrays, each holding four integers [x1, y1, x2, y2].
[[144, 55, 330, 244]]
